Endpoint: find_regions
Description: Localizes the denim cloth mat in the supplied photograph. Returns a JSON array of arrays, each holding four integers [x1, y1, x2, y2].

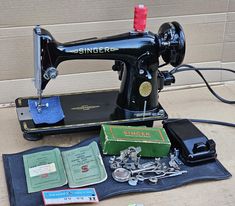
[[28, 96, 65, 124], [3, 136, 231, 206]]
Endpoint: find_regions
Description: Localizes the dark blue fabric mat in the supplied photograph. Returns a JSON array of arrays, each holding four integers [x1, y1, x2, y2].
[[28, 96, 65, 124], [3, 136, 231, 206]]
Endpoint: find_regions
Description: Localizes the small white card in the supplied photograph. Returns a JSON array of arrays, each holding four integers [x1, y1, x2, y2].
[[29, 163, 56, 177]]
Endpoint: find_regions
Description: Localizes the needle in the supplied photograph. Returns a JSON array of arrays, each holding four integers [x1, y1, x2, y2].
[[36, 90, 43, 113]]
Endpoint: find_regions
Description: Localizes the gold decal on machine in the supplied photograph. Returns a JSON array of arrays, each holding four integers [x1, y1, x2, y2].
[[139, 81, 152, 97], [71, 105, 100, 111]]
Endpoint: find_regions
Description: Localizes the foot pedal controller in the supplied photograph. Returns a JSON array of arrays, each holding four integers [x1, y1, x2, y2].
[[163, 119, 217, 165]]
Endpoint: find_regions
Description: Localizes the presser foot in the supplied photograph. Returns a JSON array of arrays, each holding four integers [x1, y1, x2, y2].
[[35, 102, 49, 113]]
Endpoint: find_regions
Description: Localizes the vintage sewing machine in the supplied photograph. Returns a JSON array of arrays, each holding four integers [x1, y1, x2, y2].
[[15, 6, 185, 140]]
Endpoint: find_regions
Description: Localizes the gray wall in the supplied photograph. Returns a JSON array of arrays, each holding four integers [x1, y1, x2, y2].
[[0, 0, 235, 103]]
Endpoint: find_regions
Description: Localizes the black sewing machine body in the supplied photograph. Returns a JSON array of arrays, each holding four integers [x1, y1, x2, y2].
[[40, 29, 161, 113], [16, 21, 185, 140]]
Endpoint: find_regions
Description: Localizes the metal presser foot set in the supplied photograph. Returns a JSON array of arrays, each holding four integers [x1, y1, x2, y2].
[[15, 5, 185, 140]]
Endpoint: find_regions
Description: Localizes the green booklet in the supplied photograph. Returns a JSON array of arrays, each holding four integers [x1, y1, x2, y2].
[[23, 142, 107, 193], [62, 141, 107, 188], [23, 148, 67, 193]]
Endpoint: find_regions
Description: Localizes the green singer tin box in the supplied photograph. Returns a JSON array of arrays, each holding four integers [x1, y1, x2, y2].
[[99, 124, 171, 157]]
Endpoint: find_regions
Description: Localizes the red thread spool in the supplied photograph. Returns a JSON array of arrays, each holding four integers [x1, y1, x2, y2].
[[133, 4, 148, 32]]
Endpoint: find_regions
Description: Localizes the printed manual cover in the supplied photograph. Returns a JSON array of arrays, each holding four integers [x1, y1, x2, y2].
[[23, 148, 67, 193], [62, 142, 107, 188]]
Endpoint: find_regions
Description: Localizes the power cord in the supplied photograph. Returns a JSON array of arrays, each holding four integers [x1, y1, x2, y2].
[[169, 64, 235, 104], [166, 118, 235, 128], [163, 64, 235, 128]]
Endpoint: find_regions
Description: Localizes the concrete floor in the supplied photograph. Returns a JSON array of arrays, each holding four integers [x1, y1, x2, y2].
[[0, 82, 235, 206]]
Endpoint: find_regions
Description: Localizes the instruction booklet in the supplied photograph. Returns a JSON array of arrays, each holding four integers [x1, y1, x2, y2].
[[23, 142, 107, 193]]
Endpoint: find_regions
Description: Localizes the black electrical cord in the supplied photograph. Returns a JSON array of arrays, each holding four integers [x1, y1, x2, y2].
[[169, 64, 235, 104], [166, 118, 235, 128], [163, 64, 235, 128]]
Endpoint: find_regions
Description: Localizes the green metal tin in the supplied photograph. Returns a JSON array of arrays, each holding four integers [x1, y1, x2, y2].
[[99, 124, 171, 157]]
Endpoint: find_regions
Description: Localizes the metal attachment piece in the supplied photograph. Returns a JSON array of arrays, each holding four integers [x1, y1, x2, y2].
[[110, 147, 141, 170], [128, 177, 138, 186], [110, 147, 187, 186], [112, 168, 131, 183], [148, 176, 158, 184]]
